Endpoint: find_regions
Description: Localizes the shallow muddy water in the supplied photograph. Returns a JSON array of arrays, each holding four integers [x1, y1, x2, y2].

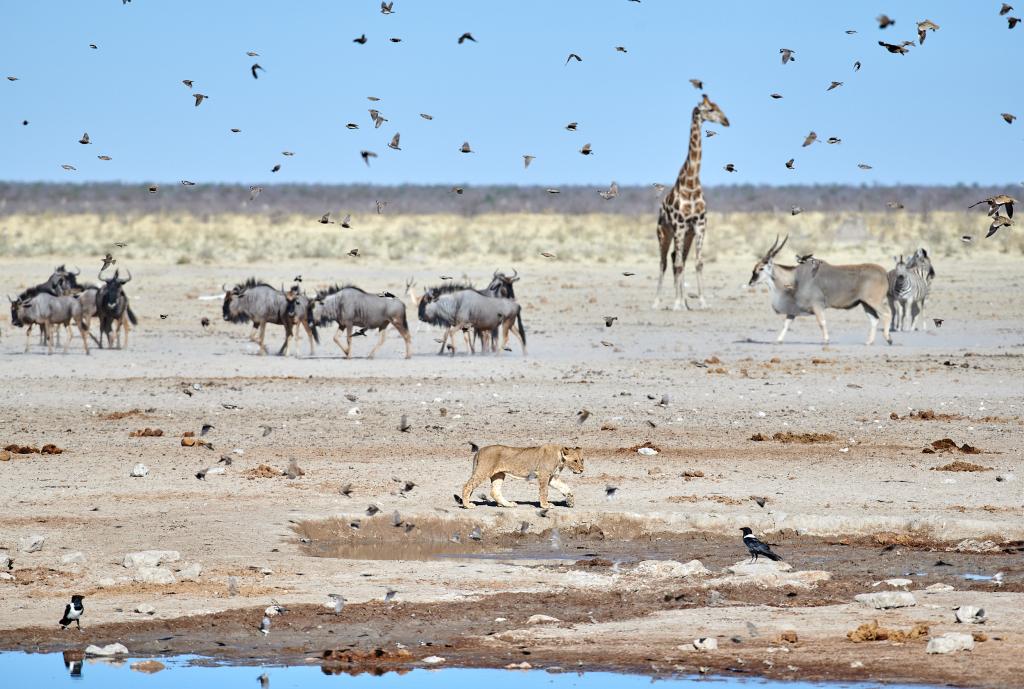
[[0, 652, 950, 688]]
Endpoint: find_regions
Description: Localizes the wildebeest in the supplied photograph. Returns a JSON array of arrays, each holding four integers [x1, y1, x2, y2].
[[480, 269, 524, 352], [310, 284, 412, 359], [414, 282, 526, 356], [749, 235, 892, 345], [10, 291, 89, 354], [887, 248, 935, 332], [222, 278, 317, 356], [97, 268, 138, 349]]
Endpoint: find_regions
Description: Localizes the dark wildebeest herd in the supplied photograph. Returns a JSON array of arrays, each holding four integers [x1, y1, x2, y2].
[[7, 265, 136, 354], [218, 269, 526, 359]]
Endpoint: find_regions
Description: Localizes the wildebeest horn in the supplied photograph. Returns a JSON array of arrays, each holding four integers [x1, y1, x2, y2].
[[70, 265, 81, 276], [510, 267, 519, 281], [120, 268, 132, 284], [221, 283, 228, 292], [98, 268, 108, 281]]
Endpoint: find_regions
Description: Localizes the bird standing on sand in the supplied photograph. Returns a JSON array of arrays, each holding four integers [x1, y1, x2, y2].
[[740, 527, 782, 563], [59, 595, 85, 630]]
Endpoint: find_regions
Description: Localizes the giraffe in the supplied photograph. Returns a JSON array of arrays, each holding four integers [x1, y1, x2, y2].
[[653, 94, 729, 310]]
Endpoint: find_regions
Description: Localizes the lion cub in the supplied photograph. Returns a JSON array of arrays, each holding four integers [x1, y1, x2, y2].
[[460, 442, 584, 509]]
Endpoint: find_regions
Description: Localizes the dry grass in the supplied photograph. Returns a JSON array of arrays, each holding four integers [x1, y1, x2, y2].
[[0, 210, 1018, 264]]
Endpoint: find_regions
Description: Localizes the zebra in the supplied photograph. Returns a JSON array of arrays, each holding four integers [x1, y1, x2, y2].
[[887, 249, 933, 332]]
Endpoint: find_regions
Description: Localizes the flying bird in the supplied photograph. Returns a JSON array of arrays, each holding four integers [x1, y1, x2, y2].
[[576, 409, 591, 425], [827, 81, 843, 91], [59, 595, 85, 631], [523, 154, 535, 169], [785, 158, 795, 169], [740, 527, 782, 562], [1009, 16, 1021, 28], [1001, 3, 1014, 15], [271, 164, 280, 173], [802, 131, 817, 147], [369, 109, 388, 128], [565, 53, 582, 64], [605, 485, 619, 499], [1002, 113, 1016, 124], [615, 46, 627, 53], [791, 206, 803, 215], [78, 132, 90, 145], [251, 63, 264, 79], [347, 249, 360, 257], [380, 1, 394, 14], [579, 143, 593, 155], [376, 199, 388, 214], [182, 79, 193, 88], [933, 318, 944, 328], [398, 414, 411, 432], [360, 150, 377, 166], [826, 136, 842, 144], [389, 37, 402, 43], [603, 316, 618, 327], [598, 181, 619, 200], [854, 60, 861, 71], [540, 251, 556, 258], [388, 133, 402, 151], [89, 43, 98, 49], [917, 19, 939, 44], [689, 78, 703, 89], [459, 141, 473, 153], [101, 253, 116, 271], [723, 163, 737, 173], [969, 194, 1016, 217], [565, 121, 578, 131], [419, 113, 433, 120], [779, 48, 795, 64], [770, 93, 783, 99], [877, 14, 896, 29], [319, 212, 333, 224], [705, 129, 717, 137], [858, 163, 873, 169], [230, 128, 241, 133], [340, 214, 352, 228], [879, 40, 909, 54], [193, 93, 208, 106], [249, 186, 262, 201], [458, 32, 476, 44], [181, 179, 196, 186], [353, 33, 367, 44], [987, 215, 1013, 237], [97, 155, 112, 161]]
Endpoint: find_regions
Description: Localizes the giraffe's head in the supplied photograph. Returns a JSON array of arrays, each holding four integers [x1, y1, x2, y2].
[[698, 94, 729, 127]]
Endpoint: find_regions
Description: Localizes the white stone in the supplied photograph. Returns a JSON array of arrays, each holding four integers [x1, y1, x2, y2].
[[421, 656, 445, 664], [925, 583, 955, 593], [692, 637, 718, 651], [637, 447, 658, 456], [726, 560, 793, 576], [18, 534, 45, 553], [926, 633, 974, 654], [122, 550, 180, 568], [134, 566, 176, 585], [494, 617, 507, 623], [85, 643, 129, 657], [98, 577, 118, 588], [178, 562, 202, 581], [874, 578, 912, 589], [633, 559, 710, 578], [61, 551, 87, 565], [948, 539, 1000, 553], [135, 604, 156, 615], [0, 555, 11, 570], [526, 614, 561, 625], [130, 463, 149, 477], [954, 606, 986, 624], [855, 592, 917, 609]]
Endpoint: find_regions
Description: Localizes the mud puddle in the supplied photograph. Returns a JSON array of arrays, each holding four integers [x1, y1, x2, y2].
[[294, 516, 1023, 588], [0, 651, 950, 688]]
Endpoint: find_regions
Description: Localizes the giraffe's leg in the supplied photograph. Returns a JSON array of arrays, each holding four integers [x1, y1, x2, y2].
[[653, 222, 673, 309], [673, 227, 696, 311], [691, 214, 708, 310]]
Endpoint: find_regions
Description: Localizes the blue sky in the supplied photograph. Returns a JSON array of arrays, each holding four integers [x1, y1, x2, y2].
[[1, 1, 1020, 186]]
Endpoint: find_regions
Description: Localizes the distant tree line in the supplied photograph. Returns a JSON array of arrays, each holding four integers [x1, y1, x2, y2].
[[0, 182, 1010, 216]]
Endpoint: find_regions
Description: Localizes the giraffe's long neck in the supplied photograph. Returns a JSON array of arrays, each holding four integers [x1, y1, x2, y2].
[[673, 107, 703, 194]]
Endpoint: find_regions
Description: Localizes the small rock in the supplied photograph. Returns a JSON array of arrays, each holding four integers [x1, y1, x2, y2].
[[948, 539, 1000, 553], [98, 577, 118, 588], [505, 662, 532, 670], [926, 632, 974, 654], [177, 562, 202, 581], [421, 655, 445, 665], [0, 555, 9, 569], [633, 559, 710, 578], [954, 606, 986, 624], [130, 660, 166, 674], [135, 604, 156, 615], [850, 660, 864, 668], [0, 572, 14, 581], [725, 560, 793, 575], [855, 592, 916, 609], [494, 617, 507, 622], [692, 637, 718, 651], [779, 630, 798, 643], [130, 463, 149, 478], [85, 643, 129, 657], [527, 614, 561, 625], [134, 566, 176, 585], [60, 551, 87, 565], [0, 450, 11, 461], [637, 447, 658, 456], [925, 583, 955, 593], [874, 578, 912, 589], [122, 550, 181, 568], [18, 534, 46, 553]]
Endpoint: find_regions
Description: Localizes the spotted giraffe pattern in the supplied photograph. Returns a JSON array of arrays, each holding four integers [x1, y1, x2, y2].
[[653, 95, 728, 310]]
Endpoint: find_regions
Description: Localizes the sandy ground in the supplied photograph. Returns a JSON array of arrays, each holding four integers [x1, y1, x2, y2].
[[1, 254, 1022, 686]]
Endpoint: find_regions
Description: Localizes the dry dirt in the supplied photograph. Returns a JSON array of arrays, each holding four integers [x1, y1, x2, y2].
[[1, 254, 1022, 687]]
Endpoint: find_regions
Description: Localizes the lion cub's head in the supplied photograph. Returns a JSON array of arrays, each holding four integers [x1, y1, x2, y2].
[[560, 447, 584, 474]]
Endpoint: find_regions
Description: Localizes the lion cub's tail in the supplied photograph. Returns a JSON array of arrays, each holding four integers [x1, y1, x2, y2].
[[468, 441, 480, 470]]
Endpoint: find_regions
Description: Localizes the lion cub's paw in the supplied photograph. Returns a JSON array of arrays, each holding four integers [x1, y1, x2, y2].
[[565, 494, 575, 508]]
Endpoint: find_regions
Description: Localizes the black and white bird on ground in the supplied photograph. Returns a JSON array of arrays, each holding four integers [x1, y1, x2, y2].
[[328, 593, 345, 615], [59, 595, 85, 630], [740, 527, 782, 563]]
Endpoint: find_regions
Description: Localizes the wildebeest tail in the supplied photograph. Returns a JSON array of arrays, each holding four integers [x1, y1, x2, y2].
[[516, 311, 526, 347], [127, 307, 138, 325]]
